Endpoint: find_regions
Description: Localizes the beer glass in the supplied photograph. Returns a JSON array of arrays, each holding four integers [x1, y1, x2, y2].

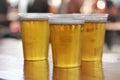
[[19, 13, 51, 60], [74, 14, 108, 61], [82, 61, 103, 80], [24, 60, 48, 80], [49, 15, 84, 67], [53, 67, 81, 80]]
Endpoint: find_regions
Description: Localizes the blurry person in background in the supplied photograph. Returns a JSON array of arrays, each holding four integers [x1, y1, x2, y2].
[[105, 0, 120, 50], [0, 0, 9, 26], [69, 0, 101, 14], [48, 0, 62, 13], [80, 0, 97, 14], [67, 0, 83, 13], [106, 0, 119, 22], [0, 0, 17, 38], [19, 0, 49, 13], [0, 0, 21, 39], [104, 0, 116, 49], [27, 0, 49, 13], [1, 0, 49, 39], [105, 0, 120, 49]]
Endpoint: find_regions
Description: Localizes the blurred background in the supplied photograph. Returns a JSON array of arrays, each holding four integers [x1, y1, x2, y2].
[[0, 0, 120, 53]]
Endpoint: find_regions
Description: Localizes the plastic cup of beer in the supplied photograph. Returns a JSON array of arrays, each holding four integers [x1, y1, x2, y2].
[[74, 14, 108, 61], [49, 14, 84, 67], [19, 13, 52, 61]]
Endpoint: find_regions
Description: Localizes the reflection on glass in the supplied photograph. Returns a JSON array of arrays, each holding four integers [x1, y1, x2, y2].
[[53, 67, 81, 80], [82, 61, 104, 80], [24, 60, 49, 80]]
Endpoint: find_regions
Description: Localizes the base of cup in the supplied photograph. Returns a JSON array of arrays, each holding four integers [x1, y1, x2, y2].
[[53, 64, 81, 68], [24, 58, 48, 61], [82, 59, 102, 62]]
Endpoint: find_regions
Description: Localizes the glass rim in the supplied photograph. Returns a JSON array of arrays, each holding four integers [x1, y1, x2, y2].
[[73, 14, 108, 22], [18, 13, 53, 20], [50, 14, 75, 18], [49, 18, 85, 24], [49, 14, 85, 19], [49, 14, 85, 24]]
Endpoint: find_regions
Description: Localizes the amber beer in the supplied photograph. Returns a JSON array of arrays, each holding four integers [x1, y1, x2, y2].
[[82, 61, 103, 80], [24, 60, 48, 80], [82, 22, 106, 61], [74, 14, 108, 61], [49, 15, 84, 67], [19, 13, 51, 60], [53, 67, 81, 80]]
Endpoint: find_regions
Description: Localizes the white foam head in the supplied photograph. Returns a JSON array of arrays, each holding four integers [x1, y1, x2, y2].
[[18, 13, 53, 20], [49, 14, 85, 24], [73, 14, 108, 22]]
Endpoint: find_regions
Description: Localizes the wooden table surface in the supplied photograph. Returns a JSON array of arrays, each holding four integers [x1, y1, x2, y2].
[[0, 38, 120, 80]]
